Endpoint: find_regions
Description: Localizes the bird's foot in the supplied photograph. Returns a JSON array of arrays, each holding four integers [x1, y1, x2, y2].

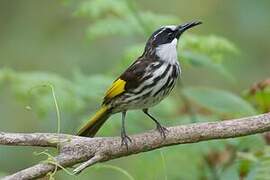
[[156, 123, 169, 139], [121, 132, 132, 150]]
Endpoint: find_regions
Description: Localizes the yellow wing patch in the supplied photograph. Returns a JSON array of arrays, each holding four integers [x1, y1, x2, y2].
[[105, 79, 126, 99]]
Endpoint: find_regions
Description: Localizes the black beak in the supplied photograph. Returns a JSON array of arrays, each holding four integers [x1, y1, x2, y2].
[[175, 21, 202, 39]]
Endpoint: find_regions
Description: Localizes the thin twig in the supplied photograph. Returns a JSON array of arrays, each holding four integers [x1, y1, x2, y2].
[[73, 154, 103, 174]]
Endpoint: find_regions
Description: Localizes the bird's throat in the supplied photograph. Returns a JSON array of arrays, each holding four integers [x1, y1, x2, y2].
[[155, 39, 178, 64]]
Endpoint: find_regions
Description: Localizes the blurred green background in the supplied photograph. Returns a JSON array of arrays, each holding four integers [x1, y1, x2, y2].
[[0, 0, 270, 179]]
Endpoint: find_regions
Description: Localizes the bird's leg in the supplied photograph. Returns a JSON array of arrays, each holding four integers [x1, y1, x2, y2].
[[121, 111, 132, 149], [143, 109, 168, 139]]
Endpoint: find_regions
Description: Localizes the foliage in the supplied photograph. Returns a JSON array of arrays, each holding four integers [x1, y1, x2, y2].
[[182, 86, 257, 117], [244, 79, 270, 113], [73, 0, 238, 79], [0, 0, 269, 179], [0, 68, 112, 117]]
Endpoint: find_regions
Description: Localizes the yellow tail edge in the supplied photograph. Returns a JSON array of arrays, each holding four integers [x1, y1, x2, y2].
[[77, 105, 110, 137]]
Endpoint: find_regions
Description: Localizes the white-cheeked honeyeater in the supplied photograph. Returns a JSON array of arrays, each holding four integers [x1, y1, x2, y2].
[[78, 21, 202, 147]]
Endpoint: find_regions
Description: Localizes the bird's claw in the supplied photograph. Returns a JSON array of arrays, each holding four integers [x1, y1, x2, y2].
[[156, 124, 169, 139], [121, 132, 132, 150]]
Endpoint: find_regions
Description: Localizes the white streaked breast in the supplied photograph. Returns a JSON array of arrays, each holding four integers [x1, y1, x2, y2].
[[133, 63, 167, 93], [151, 64, 172, 95]]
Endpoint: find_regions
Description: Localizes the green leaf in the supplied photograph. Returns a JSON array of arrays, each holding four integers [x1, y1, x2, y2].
[[253, 149, 270, 180], [238, 159, 253, 179], [86, 12, 179, 40], [86, 16, 141, 40], [181, 51, 235, 81], [74, 0, 129, 19], [136, 12, 179, 32], [0, 68, 112, 117], [244, 79, 270, 113], [181, 35, 239, 63], [182, 87, 257, 117], [73, 72, 113, 100]]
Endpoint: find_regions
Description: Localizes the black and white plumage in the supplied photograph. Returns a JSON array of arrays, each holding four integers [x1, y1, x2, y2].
[[110, 23, 202, 112], [78, 21, 202, 147]]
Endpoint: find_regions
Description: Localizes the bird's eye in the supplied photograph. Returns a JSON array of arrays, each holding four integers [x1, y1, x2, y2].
[[167, 33, 174, 41]]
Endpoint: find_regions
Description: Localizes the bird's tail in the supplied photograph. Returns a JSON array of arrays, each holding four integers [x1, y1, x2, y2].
[[77, 106, 111, 137]]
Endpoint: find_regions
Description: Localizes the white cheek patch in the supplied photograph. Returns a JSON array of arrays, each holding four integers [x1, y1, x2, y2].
[[156, 38, 178, 63]]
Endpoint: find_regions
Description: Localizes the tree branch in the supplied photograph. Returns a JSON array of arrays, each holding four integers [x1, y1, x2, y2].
[[0, 132, 70, 147], [1, 113, 270, 180]]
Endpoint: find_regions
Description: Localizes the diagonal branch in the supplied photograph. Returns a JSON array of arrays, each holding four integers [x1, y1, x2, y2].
[[1, 112, 270, 180]]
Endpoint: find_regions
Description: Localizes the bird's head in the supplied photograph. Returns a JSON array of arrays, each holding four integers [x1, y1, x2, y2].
[[143, 21, 202, 61]]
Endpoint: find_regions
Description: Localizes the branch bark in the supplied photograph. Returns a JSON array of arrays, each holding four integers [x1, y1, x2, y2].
[[1, 113, 270, 180]]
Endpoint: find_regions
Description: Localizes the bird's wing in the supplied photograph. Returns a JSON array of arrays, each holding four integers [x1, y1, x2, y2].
[[103, 59, 150, 104], [104, 78, 126, 100]]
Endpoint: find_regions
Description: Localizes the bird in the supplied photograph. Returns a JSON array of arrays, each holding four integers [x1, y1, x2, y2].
[[77, 21, 202, 147]]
